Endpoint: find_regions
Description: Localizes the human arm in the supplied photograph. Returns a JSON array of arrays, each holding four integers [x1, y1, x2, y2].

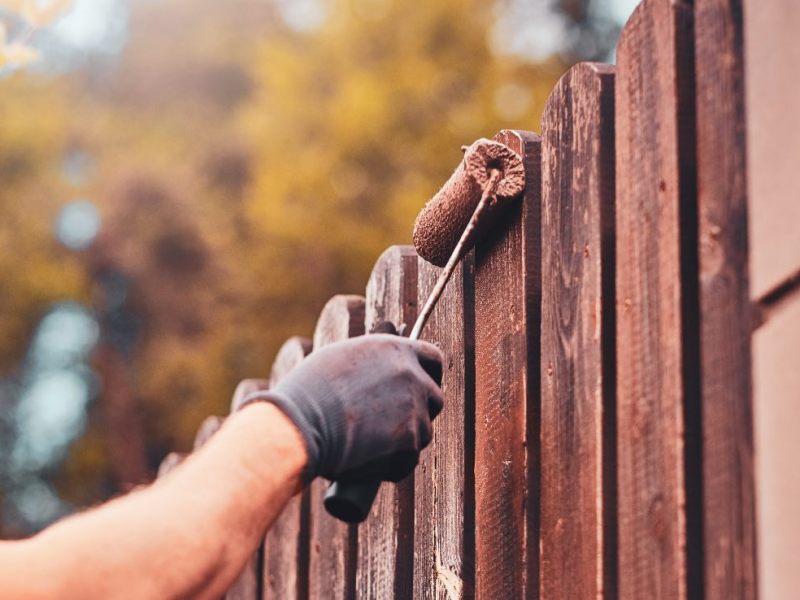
[[0, 401, 305, 600], [0, 333, 443, 599]]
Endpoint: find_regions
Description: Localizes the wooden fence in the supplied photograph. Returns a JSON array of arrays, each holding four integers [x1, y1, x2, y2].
[[159, 0, 800, 597]]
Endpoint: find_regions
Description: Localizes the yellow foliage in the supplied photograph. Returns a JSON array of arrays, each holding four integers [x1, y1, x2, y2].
[[0, 75, 87, 373], [1, 0, 568, 514]]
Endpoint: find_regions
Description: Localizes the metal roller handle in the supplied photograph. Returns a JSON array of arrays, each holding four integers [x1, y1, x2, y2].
[[323, 172, 504, 523]]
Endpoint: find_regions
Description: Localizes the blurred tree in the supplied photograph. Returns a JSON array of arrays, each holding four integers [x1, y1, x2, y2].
[[2, 0, 601, 526], [238, 0, 563, 366], [0, 75, 85, 374]]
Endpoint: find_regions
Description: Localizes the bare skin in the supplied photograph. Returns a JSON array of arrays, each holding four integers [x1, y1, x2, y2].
[[0, 401, 307, 600]]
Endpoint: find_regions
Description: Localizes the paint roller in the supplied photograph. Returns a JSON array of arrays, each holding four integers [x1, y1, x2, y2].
[[323, 137, 526, 523]]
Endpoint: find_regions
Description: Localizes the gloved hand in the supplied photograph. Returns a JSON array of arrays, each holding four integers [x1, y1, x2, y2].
[[238, 333, 444, 485]]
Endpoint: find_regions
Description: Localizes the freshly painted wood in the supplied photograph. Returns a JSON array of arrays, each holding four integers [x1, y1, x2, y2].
[[473, 130, 541, 599], [261, 336, 312, 600], [356, 245, 418, 600], [412, 257, 475, 599], [309, 295, 365, 600], [614, 1, 695, 597], [539, 62, 616, 599], [694, 1, 757, 597]]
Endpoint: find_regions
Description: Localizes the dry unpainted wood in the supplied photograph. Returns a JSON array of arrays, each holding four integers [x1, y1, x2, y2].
[[356, 245, 418, 600], [309, 295, 365, 600], [260, 336, 312, 600], [744, 0, 800, 298], [753, 298, 800, 600], [695, 1, 757, 597], [539, 62, 616, 599], [614, 0, 695, 597], [744, 2, 800, 598], [413, 257, 475, 599], [473, 130, 541, 599]]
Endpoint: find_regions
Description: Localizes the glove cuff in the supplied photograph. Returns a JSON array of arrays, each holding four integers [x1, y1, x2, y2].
[[239, 369, 347, 484], [238, 389, 319, 485]]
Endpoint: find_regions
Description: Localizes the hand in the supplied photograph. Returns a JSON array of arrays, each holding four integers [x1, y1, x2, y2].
[[238, 333, 444, 485]]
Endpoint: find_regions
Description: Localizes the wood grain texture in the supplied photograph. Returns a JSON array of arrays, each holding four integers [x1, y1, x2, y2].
[[614, 1, 695, 597], [473, 130, 541, 599], [356, 245, 418, 600], [694, 1, 757, 598], [539, 62, 616, 599], [309, 295, 365, 600], [413, 257, 475, 599], [261, 336, 312, 600]]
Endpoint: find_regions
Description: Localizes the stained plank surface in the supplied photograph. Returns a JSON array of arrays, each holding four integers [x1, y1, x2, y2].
[[694, 1, 757, 597], [356, 245, 418, 600], [539, 62, 616, 599], [262, 336, 312, 600], [309, 295, 365, 600], [413, 257, 475, 599], [614, 0, 695, 597], [473, 129, 541, 599]]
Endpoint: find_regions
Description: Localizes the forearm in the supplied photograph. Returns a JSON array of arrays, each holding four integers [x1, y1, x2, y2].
[[2, 403, 306, 600]]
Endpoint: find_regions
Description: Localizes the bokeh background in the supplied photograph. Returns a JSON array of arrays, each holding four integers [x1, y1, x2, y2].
[[0, 0, 636, 537]]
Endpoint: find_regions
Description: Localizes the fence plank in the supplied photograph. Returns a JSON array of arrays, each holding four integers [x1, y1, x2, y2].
[[262, 336, 313, 600], [539, 62, 616, 599], [309, 295, 365, 600], [615, 0, 696, 597], [356, 245, 418, 600], [413, 257, 475, 599], [473, 129, 541, 599], [221, 379, 268, 600], [695, 1, 757, 598]]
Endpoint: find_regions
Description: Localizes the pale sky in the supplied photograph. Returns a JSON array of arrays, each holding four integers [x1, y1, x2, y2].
[[49, 0, 642, 60]]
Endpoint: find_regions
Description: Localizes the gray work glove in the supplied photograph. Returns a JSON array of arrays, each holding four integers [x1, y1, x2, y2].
[[239, 333, 444, 485]]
